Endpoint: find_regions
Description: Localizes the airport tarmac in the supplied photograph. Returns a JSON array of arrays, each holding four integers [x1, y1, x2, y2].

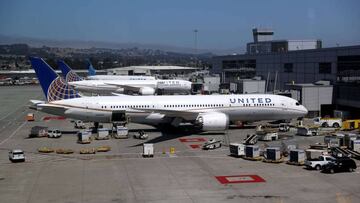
[[0, 86, 359, 203]]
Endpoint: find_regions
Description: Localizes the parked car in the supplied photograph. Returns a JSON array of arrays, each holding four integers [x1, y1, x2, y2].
[[9, 149, 25, 162], [305, 155, 336, 170], [321, 158, 357, 173]]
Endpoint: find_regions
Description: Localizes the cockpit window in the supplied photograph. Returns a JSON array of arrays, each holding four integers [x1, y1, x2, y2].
[[295, 102, 300, 106]]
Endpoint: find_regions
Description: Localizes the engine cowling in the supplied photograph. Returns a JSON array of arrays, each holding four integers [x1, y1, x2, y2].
[[196, 112, 229, 131], [139, 87, 156, 95]]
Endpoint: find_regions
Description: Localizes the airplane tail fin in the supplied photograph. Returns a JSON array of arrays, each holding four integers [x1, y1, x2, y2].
[[57, 60, 83, 82], [87, 59, 96, 76], [30, 57, 81, 102]]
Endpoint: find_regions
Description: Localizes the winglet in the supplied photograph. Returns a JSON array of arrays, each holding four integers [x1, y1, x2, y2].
[[87, 59, 96, 76]]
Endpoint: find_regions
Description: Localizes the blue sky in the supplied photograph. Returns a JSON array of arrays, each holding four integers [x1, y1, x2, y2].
[[0, 0, 359, 50]]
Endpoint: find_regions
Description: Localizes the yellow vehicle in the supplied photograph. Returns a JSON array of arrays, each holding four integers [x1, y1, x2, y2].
[[342, 120, 360, 130]]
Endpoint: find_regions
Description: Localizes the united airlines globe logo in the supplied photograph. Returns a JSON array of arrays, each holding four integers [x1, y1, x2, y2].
[[66, 71, 82, 82], [47, 77, 80, 102]]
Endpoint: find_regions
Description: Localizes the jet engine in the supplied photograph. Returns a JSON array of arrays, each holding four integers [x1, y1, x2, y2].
[[139, 87, 156, 95], [195, 112, 229, 131]]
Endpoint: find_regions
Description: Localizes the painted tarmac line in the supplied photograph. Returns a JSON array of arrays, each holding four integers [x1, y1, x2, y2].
[[0, 101, 28, 121], [0, 121, 26, 146]]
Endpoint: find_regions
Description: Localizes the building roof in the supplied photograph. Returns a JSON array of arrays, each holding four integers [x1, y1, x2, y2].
[[108, 66, 200, 71]]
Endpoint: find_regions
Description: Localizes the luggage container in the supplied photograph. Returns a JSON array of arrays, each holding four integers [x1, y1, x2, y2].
[[266, 147, 281, 160], [245, 145, 260, 158], [229, 143, 245, 157], [289, 149, 305, 163], [96, 128, 110, 140], [113, 126, 129, 139], [77, 130, 92, 144], [351, 140, 360, 152], [29, 126, 48, 138], [143, 143, 154, 157]]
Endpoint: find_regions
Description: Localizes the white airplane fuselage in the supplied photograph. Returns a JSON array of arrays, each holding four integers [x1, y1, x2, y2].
[[68, 79, 192, 95], [87, 75, 155, 80], [39, 94, 308, 127]]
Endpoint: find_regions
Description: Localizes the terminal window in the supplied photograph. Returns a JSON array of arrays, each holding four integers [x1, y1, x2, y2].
[[284, 63, 293, 73], [319, 62, 332, 74]]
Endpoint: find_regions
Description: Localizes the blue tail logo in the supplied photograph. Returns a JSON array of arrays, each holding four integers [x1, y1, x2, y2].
[[30, 57, 80, 102], [57, 60, 83, 82], [87, 59, 96, 76]]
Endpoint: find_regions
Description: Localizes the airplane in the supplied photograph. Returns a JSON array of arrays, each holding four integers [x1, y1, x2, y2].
[[57, 60, 155, 81], [86, 59, 156, 80], [30, 57, 308, 131], [58, 60, 192, 95]]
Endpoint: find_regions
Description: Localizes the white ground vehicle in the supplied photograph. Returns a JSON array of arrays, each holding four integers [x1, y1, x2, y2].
[[74, 120, 86, 129], [48, 129, 62, 138], [279, 123, 290, 132], [202, 139, 222, 150], [313, 117, 342, 128], [9, 149, 25, 162], [133, 130, 148, 139], [305, 155, 336, 170], [143, 143, 154, 157]]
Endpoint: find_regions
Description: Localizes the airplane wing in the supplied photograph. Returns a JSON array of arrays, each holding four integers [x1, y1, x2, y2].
[[104, 83, 141, 92], [35, 103, 69, 114], [137, 108, 203, 120], [111, 92, 133, 96]]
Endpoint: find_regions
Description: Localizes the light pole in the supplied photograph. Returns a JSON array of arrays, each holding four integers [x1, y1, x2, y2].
[[193, 29, 198, 67], [193, 29, 198, 55]]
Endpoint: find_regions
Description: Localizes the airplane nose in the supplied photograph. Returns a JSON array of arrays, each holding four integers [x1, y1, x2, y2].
[[302, 105, 308, 115]]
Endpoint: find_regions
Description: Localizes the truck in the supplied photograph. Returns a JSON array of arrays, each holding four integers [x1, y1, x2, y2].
[[9, 149, 25, 162], [313, 117, 342, 128], [304, 155, 336, 170], [342, 119, 360, 130]]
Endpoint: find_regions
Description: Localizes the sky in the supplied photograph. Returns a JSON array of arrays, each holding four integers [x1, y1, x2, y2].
[[0, 0, 359, 50]]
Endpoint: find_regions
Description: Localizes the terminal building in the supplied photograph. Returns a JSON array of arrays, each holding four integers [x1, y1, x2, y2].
[[212, 28, 360, 117], [106, 65, 200, 77]]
